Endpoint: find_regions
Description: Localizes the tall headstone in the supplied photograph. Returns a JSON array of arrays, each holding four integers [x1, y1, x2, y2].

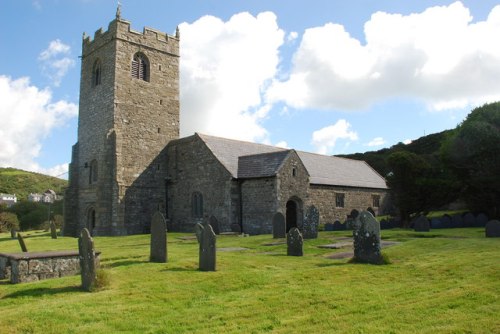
[[352, 211, 382, 264], [196, 222, 216, 271], [485, 220, 500, 237], [150, 211, 167, 263], [10, 228, 17, 239], [287, 227, 303, 256], [50, 221, 58, 239], [413, 215, 430, 232], [303, 205, 319, 239], [17, 233, 28, 252], [209, 216, 220, 235], [272, 212, 286, 238], [79, 228, 97, 291]]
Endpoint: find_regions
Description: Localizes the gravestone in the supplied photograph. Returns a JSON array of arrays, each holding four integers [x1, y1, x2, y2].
[[366, 207, 375, 217], [209, 215, 220, 235], [78, 228, 97, 291], [272, 212, 286, 238], [230, 223, 241, 233], [463, 212, 476, 227], [430, 218, 443, 229], [333, 220, 344, 231], [324, 222, 334, 232], [10, 228, 17, 239], [352, 211, 383, 264], [287, 227, 303, 256], [150, 211, 167, 263], [196, 222, 216, 271], [451, 214, 463, 228], [50, 221, 57, 239], [380, 219, 389, 230], [413, 215, 430, 232], [350, 209, 359, 220], [476, 213, 489, 227], [17, 233, 28, 252], [302, 205, 319, 239], [485, 220, 500, 237], [440, 215, 452, 228]]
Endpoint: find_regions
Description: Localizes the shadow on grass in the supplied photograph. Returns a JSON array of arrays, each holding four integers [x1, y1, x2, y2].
[[162, 267, 197, 272], [1, 285, 81, 299], [316, 262, 350, 268], [104, 260, 148, 268]]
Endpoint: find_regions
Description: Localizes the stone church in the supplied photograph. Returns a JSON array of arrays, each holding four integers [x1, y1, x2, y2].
[[63, 13, 389, 237]]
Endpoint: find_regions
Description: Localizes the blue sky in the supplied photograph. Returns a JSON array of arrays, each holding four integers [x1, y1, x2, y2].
[[1, 0, 500, 178]]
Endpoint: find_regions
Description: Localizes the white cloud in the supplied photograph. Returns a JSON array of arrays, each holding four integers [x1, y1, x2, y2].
[[403, 139, 412, 145], [179, 12, 284, 143], [311, 119, 358, 154], [275, 141, 289, 149], [366, 137, 386, 147], [38, 39, 75, 87], [0, 76, 77, 175], [267, 2, 500, 111], [287, 31, 298, 42]]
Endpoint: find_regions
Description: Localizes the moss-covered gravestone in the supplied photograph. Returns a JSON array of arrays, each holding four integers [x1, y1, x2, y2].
[[352, 211, 383, 264], [287, 227, 303, 256], [17, 233, 28, 252], [150, 211, 167, 263], [195, 222, 216, 271], [79, 228, 97, 291], [413, 215, 430, 232], [50, 221, 58, 239], [272, 212, 286, 238], [303, 205, 319, 239]]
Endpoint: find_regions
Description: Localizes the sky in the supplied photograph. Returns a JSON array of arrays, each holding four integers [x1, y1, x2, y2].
[[1, 0, 500, 179]]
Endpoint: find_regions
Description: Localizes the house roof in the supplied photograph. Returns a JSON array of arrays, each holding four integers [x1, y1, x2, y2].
[[197, 133, 388, 189]]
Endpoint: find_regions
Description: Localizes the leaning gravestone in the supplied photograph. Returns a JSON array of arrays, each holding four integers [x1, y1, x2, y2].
[[414, 215, 430, 232], [10, 228, 17, 239], [196, 222, 216, 271], [17, 233, 28, 252], [352, 211, 382, 264], [485, 220, 500, 237], [209, 215, 220, 235], [287, 227, 303, 256], [150, 211, 167, 263], [79, 228, 97, 291], [50, 221, 58, 239], [302, 205, 319, 239], [272, 212, 286, 238]]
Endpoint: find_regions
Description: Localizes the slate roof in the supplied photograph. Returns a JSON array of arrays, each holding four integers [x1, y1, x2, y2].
[[197, 133, 388, 189]]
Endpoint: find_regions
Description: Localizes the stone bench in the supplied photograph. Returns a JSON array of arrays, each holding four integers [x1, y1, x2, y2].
[[0, 250, 101, 284]]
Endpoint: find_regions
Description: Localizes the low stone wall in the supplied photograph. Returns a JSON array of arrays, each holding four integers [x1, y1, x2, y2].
[[0, 250, 101, 284]]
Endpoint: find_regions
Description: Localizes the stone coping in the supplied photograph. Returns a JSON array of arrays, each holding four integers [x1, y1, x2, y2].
[[0, 250, 101, 261]]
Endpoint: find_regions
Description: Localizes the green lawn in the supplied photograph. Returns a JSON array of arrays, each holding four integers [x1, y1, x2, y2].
[[0, 228, 498, 333]]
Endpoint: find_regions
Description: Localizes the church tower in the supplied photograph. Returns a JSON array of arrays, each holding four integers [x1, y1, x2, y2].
[[64, 9, 180, 236]]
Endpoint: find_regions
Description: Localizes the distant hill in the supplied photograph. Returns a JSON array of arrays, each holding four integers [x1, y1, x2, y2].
[[0, 168, 67, 201], [337, 129, 454, 177]]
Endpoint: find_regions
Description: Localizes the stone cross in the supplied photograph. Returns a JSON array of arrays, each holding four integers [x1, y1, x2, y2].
[[196, 222, 216, 271], [352, 211, 382, 264], [485, 220, 500, 237], [78, 228, 97, 291], [413, 215, 430, 232], [50, 221, 58, 239], [303, 205, 319, 239], [287, 227, 303, 256], [150, 211, 167, 263], [272, 212, 286, 238], [17, 233, 28, 252]]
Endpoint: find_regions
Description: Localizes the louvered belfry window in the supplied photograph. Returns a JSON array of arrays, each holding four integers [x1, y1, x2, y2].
[[131, 53, 149, 81]]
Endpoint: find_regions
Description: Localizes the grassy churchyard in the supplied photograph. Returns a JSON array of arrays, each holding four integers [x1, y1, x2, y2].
[[0, 228, 498, 333]]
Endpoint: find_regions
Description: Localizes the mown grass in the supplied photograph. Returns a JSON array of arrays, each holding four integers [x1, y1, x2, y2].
[[0, 228, 498, 333]]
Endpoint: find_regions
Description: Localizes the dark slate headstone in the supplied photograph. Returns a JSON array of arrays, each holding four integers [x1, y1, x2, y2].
[[302, 205, 319, 239], [485, 220, 500, 237], [451, 214, 463, 228], [352, 211, 382, 264], [440, 215, 452, 228], [196, 222, 216, 271], [350, 209, 359, 220], [366, 207, 375, 217], [79, 228, 97, 291], [50, 221, 58, 239], [287, 227, 303, 256], [345, 218, 354, 230], [10, 228, 17, 239], [476, 213, 489, 227], [209, 215, 220, 235], [272, 212, 286, 238], [17, 233, 28, 252], [324, 222, 334, 231], [230, 223, 241, 233], [430, 218, 443, 229], [333, 220, 344, 231], [413, 215, 430, 232], [150, 211, 167, 263], [463, 212, 476, 228]]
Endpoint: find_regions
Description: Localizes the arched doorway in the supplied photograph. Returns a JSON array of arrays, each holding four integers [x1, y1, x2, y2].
[[286, 200, 297, 232], [87, 208, 96, 235]]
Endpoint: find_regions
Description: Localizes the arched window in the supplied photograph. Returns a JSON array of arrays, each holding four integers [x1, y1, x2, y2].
[[192, 192, 203, 218], [92, 59, 102, 87], [131, 53, 149, 81], [89, 159, 98, 184]]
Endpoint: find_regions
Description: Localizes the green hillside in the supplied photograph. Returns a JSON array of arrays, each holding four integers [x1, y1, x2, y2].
[[0, 168, 67, 201]]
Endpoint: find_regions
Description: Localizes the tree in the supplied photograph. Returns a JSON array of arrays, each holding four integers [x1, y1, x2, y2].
[[442, 102, 500, 217], [0, 212, 20, 232]]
